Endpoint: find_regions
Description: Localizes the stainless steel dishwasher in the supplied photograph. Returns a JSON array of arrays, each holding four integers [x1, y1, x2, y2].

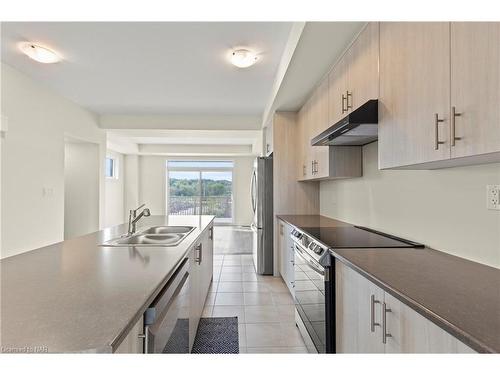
[[143, 257, 190, 353]]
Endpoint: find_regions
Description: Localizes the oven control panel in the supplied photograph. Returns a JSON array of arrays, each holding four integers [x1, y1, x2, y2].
[[291, 228, 327, 260]]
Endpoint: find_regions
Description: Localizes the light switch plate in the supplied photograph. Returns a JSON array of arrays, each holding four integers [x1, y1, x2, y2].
[[486, 185, 500, 210]]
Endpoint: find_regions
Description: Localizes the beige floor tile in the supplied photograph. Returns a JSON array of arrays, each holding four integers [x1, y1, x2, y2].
[[213, 266, 222, 275], [246, 347, 309, 353], [242, 265, 256, 273], [220, 273, 242, 282], [211, 305, 245, 323], [221, 266, 243, 273], [276, 304, 296, 322], [244, 292, 274, 306], [223, 254, 242, 259], [280, 323, 306, 347], [223, 259, 242, 266], [271, 292, 294, 305], [213, 260, 223, 266], [242, 273, 258, 281], [238, 324, 246, 347], [217, 282, 243, 292], [214, 292, 244, 306], [241, 258, 254, 265], [266, 282, 288, 293], [243, 282, 270, 292], [245, 323, 283, 347], [244, 305, 280, 323]]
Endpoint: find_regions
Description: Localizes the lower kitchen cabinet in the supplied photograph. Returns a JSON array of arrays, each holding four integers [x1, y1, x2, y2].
[[335, 260, 476, 353], [114, 316, 145, 353], [189, 223, 214, 351], [278, 219, 295, 295]]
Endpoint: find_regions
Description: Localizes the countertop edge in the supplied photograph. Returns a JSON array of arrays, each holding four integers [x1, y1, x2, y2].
[[109, 217, 215, 352], [277, 215, 494, 354]]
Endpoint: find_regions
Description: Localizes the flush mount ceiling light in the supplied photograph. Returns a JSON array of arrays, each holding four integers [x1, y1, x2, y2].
[[19, 42, 61, 64], [229, 49, 259, 68]]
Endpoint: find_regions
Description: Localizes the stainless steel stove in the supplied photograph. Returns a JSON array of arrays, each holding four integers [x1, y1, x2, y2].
[[290, 225, 423, 353]]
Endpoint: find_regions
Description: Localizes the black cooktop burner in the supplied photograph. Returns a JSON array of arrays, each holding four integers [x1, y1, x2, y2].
[[302, 226, 423, 249]]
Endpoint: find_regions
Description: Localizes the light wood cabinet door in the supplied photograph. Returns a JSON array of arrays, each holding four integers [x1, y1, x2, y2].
[[278, 220, 295, 295], [313, 78, 330, 179], [450, 22, 500, 159], [336, 260, 385, 353], [383, 292, 476, 353], [347, 22, 380, 111], [379, 22, 451, 169], [328, 55, 348, 126]]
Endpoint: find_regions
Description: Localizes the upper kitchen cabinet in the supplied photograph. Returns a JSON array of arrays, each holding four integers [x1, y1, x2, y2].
[[328, 51, 349, 126], [346, 22, 380, 112], [450, 22, 500, 160], [328, 22, 379, 126], [379, 22, 500, 169], [378, 22, 451, 169]]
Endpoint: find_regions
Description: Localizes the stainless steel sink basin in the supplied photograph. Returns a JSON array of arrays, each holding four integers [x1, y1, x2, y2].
[[101, 226, 195, 247], [139, 226, 194, 235]]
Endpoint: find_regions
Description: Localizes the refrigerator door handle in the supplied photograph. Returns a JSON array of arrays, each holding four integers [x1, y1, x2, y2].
[[250, 170, 257, 214]]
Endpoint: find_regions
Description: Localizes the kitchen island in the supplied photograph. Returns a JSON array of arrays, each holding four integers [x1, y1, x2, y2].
[[0, 215, 214, 353]]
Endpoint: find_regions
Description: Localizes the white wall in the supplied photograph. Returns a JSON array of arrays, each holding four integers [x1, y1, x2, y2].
[[124, 154, 139, 217], [64, 141, 100, 239], [320, 142, 500, 268], [1, 63, 106, 258], [104, 150, 125, 227], [137, 155, 255, 226]]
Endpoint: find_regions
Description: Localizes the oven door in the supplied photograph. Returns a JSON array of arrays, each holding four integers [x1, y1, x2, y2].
[[144, 258, 190, 353], [293, 243, 326, 353]]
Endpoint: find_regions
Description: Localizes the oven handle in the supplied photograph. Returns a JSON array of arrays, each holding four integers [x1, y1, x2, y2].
[[293, 243, 324, 276]]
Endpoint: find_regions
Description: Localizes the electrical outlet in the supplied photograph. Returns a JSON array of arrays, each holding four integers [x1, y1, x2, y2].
[[486, 185, 500, 210]]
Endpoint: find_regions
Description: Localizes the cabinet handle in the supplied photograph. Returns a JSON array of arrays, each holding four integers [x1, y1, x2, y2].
[[302, 165, 306, 177], [279, 224, 284, 235], [370, 294, 381, 332], [315, 160, 318, 173], [311, 160, 315, 175], [341, 94, 347, 114], [266, 143, 270, 153], [382, 302, 392, 344], [195, 243, 203, 264], [451, 106, 462, 146], [434, 113, 445, 150], [346, 91, 352, 111], [209, 226, 213, 240]]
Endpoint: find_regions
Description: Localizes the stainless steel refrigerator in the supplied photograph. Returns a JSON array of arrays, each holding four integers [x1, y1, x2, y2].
[[250, 156, 273, 275]]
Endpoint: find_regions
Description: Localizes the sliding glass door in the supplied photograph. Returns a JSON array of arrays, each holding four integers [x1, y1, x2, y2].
[[167, 161, 234, 223]]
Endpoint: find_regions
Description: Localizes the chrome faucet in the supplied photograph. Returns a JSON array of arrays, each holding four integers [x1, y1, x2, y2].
[[128, 204, 151, 235]]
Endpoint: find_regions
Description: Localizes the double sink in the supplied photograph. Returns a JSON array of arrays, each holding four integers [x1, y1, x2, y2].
[[102, 226, 195, 247]]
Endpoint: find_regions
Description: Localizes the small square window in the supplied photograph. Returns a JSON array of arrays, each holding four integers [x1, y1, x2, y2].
[[105, 157, 117, 178]]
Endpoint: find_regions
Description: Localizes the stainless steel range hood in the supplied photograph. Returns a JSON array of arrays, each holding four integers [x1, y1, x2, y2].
[[311, 99, 378, 146]]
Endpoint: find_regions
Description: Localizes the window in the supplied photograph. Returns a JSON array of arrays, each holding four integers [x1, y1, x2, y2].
[[105, 157, 117, 179], [166, 160, 234, 223]]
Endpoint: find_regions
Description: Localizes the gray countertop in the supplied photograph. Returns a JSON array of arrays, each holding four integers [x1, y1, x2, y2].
[[278, 215, 500, 353], [0, 215, 214, 353]]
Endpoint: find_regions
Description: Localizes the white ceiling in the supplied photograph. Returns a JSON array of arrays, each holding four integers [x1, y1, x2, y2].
[[1, 22, 293, 116]]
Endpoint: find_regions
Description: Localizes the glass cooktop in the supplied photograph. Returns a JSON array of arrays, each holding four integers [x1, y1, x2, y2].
[[301, 226, 423, 249]]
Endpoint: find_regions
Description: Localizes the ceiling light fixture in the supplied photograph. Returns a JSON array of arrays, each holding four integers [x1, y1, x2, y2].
[[19, 42, 61, 64], [230, 49, 259, 68]]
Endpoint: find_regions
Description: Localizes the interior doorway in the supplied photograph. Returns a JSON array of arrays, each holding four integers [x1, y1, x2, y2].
[[64, 137, 100, 239]]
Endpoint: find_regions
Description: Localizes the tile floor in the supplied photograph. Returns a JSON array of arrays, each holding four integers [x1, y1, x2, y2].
[[202, 253, 309, 353], [213, 226, 253, 255]]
